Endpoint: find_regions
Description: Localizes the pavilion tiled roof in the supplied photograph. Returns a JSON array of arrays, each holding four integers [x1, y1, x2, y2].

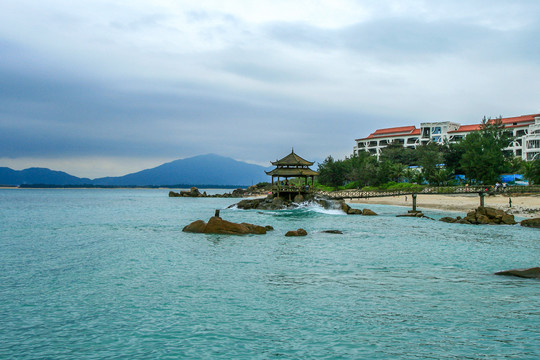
[[271, 149, 314, 166], [265, 168, 319, 177]]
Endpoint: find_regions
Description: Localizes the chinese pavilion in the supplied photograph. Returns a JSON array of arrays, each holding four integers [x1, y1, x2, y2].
[[265, 149, 318, 198]]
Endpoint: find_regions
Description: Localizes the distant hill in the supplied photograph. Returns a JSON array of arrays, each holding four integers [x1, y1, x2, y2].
[[0, 154, 271, 187], [0, 167, 91, 186]]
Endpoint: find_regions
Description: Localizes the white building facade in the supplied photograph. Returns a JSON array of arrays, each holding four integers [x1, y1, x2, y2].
[[354, 113, 540, 161]]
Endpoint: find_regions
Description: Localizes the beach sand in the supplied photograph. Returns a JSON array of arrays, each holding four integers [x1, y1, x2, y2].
[[348, 193, 540, 219]]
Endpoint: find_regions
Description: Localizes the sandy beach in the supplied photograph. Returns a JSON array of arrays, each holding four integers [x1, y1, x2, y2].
[[349, 193, 540, 219]]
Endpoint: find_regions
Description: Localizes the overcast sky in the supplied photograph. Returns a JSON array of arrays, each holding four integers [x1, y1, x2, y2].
[[1, 0, 539, 178]]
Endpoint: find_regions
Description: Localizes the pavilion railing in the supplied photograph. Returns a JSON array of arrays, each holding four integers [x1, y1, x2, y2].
[[272, 184, 313, 193]]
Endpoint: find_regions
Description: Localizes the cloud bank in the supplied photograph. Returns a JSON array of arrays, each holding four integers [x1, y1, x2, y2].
[[1, 0, 539, 177]]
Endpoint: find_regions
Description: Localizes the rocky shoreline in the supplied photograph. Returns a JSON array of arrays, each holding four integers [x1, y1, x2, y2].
[[231, 192, 377, 215], [169, 185, 268, 198]]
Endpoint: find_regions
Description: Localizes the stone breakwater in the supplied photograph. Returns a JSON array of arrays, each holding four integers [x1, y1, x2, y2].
[[439, 206, 516, 225]]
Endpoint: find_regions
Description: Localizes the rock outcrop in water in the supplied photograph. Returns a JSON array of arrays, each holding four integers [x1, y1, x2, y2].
[[520, 218, 540, 228], [183, 216, 269, 235], [169, 187, 204, 197], [232, 193, 377, 215], [170, 185, 270, 198], [285, 228, 308, 237], [494, 267, 540, 279], [438, 206, 516, 225]]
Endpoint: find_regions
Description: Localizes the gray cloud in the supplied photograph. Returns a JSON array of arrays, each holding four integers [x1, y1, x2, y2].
[[1, 1, 540, 176]]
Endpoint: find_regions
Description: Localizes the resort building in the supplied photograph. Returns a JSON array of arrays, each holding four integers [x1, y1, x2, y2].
[[354, 113, 540, 161]]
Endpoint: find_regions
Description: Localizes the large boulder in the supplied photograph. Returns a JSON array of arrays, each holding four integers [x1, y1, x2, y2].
[[240, 222, 267, 235], [182, 219, 207, 233], [520, 218, 540, 228], [494, 267, 540, 279], [182, 216, 268, 235], [340, 202, 377, 215], [501, 214, 517, 225]]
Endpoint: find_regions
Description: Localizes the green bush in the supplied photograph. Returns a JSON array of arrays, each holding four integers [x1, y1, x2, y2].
[[337, 181, 359, 190], [359, 182, 424, 192]]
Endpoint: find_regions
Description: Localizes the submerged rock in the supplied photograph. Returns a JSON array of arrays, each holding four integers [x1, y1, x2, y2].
[[183, 216, 268, 235], [494, 267, 540, 279], [322, 230, 343, 234], [285, 228, 308, 237]]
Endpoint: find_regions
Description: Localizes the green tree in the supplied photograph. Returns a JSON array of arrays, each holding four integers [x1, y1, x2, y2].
[[317, 156, 348, 187], [379, 143, 418, 166], [416, 143, 444, 185], [521, 158, 540, 185], [442, 141, 466, 175], [459, 117, 513, 184]]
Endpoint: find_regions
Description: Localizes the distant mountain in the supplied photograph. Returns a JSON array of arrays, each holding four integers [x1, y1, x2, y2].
[[0, 167, 91, 186], [0, 154, 271, 187], [92, 154, 269, 186]]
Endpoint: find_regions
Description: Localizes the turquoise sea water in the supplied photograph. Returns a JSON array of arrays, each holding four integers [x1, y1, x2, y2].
[[0, 189, 539, 359]]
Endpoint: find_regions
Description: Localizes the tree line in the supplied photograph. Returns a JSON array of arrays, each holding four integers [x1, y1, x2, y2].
[[317, 117, 540, 188]]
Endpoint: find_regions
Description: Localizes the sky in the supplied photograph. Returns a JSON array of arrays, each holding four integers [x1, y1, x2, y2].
[[1, 0, 540, 178]]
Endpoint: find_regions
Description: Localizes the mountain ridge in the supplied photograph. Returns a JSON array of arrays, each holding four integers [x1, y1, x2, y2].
[[0, 154, 271, 187]]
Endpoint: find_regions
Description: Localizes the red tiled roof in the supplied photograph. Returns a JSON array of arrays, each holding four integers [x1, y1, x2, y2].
[[498, 114, 539, 125], [372, 125, 416, 136], [356, 126, 418, 141], [357, 113, 540, 140], [449, 114, 539, 133], [449, 124, 481, 133]]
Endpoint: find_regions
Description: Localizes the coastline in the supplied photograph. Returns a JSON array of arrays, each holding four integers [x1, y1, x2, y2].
[[348, 193, 540, 219]]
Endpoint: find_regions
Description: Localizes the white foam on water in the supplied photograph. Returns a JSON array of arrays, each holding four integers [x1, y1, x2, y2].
[[294, 201, 347, 215]]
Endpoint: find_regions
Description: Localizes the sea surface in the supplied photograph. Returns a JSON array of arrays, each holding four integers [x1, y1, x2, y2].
[[0, 189, 539, 359]]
